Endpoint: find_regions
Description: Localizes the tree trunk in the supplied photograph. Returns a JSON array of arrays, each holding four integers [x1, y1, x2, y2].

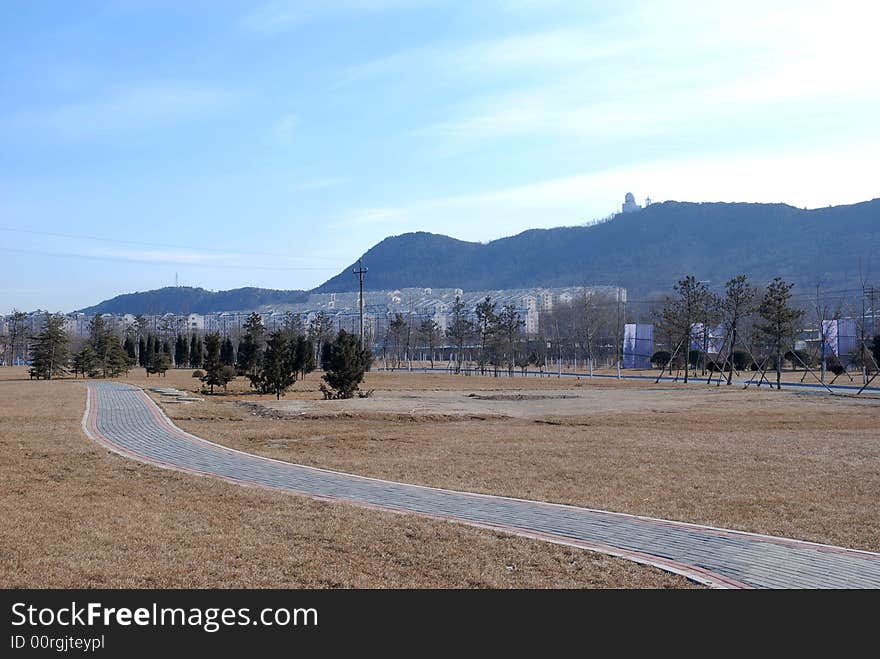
[[776, 345, 782, 389], [727, 326, 736, 385], [683, 326, 689, 384]]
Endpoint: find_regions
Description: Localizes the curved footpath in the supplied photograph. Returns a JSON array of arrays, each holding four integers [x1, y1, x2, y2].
[[82, 381, 880, 589]]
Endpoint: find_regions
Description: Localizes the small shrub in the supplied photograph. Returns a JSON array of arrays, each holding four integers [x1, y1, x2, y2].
[[706, 358, 723, 372], [221, 365, 237, 385], [651, 350, 671, 368], [825, 354, 846, 376], [784, 349, 812, 368], [732, 350, 751, 371], [192, 370, 204, 379]]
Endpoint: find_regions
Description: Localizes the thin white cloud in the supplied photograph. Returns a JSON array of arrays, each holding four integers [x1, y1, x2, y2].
[[338, 140, 880, 242], [292, 177, 348, 191], [106, 249, 229, 265], [335, 1, 879, 152], [0, 81, 238, 143], [338, 206, 408, 227], [273, 112, 300, 143], [337, 27, 637, 86], [242, 0, 435, 33]]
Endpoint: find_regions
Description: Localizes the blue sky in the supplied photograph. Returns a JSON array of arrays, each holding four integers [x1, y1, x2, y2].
[[2, 0, 879, 312]]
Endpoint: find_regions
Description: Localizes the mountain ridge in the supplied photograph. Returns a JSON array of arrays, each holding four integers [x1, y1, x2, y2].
[[80, 198, 880, 314], [79, 286, 309, 315]]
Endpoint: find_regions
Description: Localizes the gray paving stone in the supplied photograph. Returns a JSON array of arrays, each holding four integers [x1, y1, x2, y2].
[[83, 381, 880, 589]]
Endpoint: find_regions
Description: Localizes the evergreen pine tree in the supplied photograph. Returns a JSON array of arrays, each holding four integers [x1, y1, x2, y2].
[[174, 334, 188, 367], [145, 335, 156, 372], [220, 336, 235, 366], [321, 330, 373, 399], [71, 344, 98, 378], [189, 334, 203, 368], [237, 312, 266, 380], [29, 314, 70, 380], [104, 334, 133, 377], [146, 349, 170, 377], [138, 336, 147, 367], [123, 335, 137, 361], [201, 332, 232, 393], [86, 315, 133, 378], [88, 315, 109, 364], [254, 331, 297, 399], [294, 336, 316, 379]]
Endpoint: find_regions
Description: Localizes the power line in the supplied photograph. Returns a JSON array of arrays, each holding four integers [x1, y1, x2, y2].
[[0, 246, 340, 271], [0, 226, 343, 262]]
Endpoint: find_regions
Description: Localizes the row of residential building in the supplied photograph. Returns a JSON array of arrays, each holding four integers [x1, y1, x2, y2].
[[1, 286, 627, 346]]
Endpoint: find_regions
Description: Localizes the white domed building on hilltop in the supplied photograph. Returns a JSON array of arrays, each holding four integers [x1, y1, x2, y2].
[[622, 192, 641, 214]]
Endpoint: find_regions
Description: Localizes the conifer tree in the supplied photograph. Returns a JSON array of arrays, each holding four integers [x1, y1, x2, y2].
[[29, 314, 70, 380], [253, 331, 298, 399], [104, 335, 133, 377], [321, 330, 373, 399], [220, 336, 235, 366], [123, 335, 137, 361], [145, 335, 156, 371], [88, 315, 133, 377], [294, 335, 316, 379], [174, 334, 188, 367], [89, 315, 109, 364], [237, 312, 265, 378], [71, 344, 98, 378], [201, 332, 233, 393], [5, 310, 29, 367], [189, 334, 203, 368]]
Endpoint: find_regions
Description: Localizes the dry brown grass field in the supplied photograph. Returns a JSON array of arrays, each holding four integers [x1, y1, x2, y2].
[[0, 368, 692, 588], [131, 367, 880, 552]]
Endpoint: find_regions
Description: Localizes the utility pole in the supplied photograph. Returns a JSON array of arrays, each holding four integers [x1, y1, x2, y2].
[[861, 284, 868, 385], [871, 285, 876, 339], [615, 292, 622, 379], [353, 259, 368, 348]]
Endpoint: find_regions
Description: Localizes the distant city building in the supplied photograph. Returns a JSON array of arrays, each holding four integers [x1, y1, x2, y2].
[[622, 192, 641, 214], [623, 324, 654, 369], [3, 284, 628, 356], [187, 313, 204, 332]]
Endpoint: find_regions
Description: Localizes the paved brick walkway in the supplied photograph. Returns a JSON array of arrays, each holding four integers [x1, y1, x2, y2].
[[82, 381, 880, 589]]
